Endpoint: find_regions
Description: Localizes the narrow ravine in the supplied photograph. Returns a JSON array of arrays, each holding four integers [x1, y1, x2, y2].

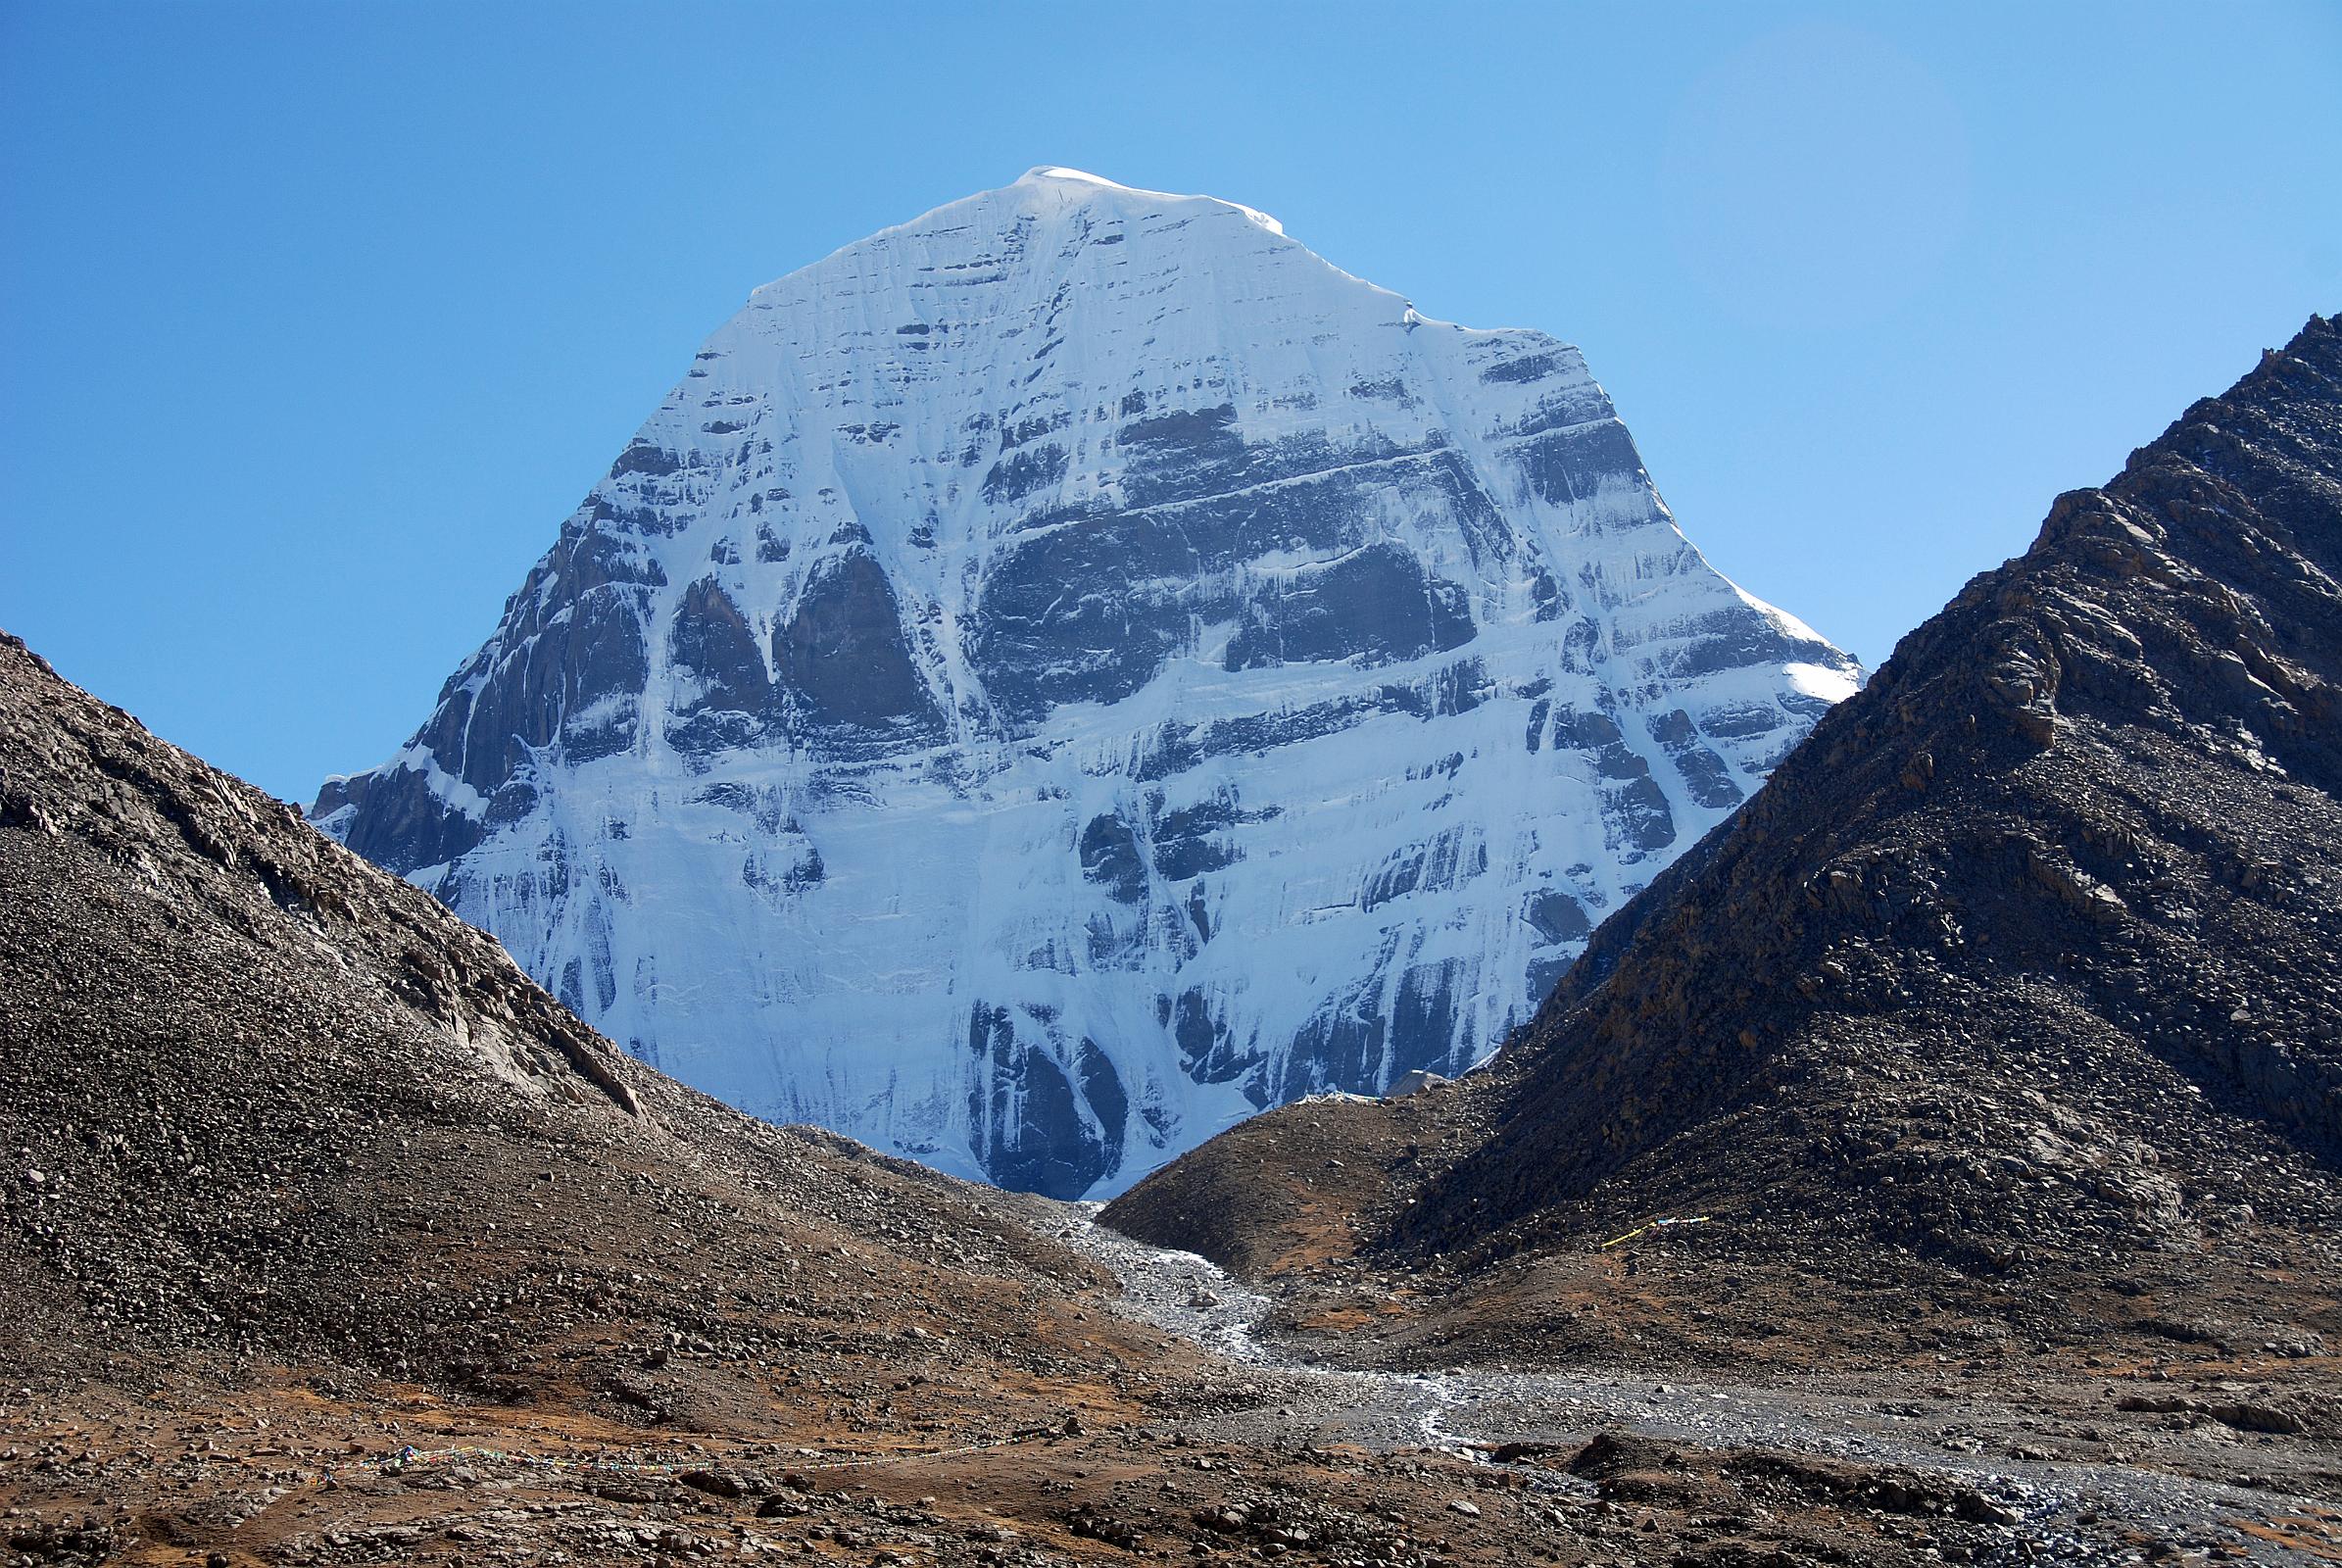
[[1058, 1207, 2329, 1566]]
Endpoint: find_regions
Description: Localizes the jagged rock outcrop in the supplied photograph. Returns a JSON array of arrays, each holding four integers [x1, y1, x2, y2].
[[313, 168, 1856, 1197]]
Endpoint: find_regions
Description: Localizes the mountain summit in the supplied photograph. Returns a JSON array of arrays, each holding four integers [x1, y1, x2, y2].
[[314, 170, 1857, 1196]]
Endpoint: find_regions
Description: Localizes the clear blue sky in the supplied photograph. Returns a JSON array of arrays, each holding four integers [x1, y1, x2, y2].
[[3, 1, 2336, 802]]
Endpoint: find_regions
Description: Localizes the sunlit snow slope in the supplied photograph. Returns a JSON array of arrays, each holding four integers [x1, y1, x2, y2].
[[315, 168, 1860, 1198]]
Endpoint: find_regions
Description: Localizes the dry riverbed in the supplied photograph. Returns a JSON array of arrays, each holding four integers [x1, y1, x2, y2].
[[1063, 1205, 2342, 1566]]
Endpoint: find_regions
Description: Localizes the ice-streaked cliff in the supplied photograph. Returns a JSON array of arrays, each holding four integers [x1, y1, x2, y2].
[[315, 168, 1859, 1197]]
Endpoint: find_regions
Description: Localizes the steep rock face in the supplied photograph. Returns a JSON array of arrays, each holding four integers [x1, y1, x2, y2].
[[315, 168, 1857, 1197], [1109, 317, 2342, 1298]]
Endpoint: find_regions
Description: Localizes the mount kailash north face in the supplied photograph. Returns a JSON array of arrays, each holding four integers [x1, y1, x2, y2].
[[314, 168, 1860, 1198]]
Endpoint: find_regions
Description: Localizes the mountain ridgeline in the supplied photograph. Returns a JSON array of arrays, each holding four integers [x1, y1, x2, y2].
[[313, 168, 1856, 1197]]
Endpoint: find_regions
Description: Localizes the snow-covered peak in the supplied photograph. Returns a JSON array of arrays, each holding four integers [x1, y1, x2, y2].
[[1015, 164, 1129, 189], [1009, 164, 1287, 235], [317, 172, 1861, 1200], [755, 166, 1294, 307]]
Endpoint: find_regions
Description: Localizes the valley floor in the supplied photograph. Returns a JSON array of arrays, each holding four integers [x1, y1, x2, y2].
[[1063, 1214, 2342, 1565], [4, 1207, 2337, 1568]]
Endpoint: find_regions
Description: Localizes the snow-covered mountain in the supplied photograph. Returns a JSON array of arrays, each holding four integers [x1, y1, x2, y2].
[[314, 167, 1859, 1198]]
